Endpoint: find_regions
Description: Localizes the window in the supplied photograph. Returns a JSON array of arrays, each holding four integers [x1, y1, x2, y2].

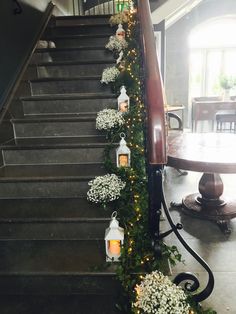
[[189, 17, 236, 98]]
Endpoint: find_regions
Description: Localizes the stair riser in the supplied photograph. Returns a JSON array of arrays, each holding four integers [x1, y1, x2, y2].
[[3, 148, 107, 165], [0, 275, 119, 295], [25, 63, 114, 80], [55, 17, 110, 26], [45, 25, 113, 36], [0, 180, 89, 198], [0, 198, 110, 220], [0, 240, 106, 273], [0, 295, 121, 314], [31, 49, 114, 63], [49, 36, 108, 48], [13, 121, 99, 138], [0, 221, 108, 240], [23, 98, 116, 115], [30, 79, 110, 95]]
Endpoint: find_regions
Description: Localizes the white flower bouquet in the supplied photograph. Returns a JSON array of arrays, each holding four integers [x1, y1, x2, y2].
[[134, 271, 190, 314], [87, 174, 126, 204], [101, 66, 120, 84], [96, 109, 125, 131], [105, 36, 128, 52]]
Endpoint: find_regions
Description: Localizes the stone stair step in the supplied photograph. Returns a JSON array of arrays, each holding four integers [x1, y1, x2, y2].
[[25, 60, 115, 80], [0, 218, 109, 240], [0, 164, 106, 178], [31, 47, 114, 63], [42, 34, 110, 48], [2, 143, 110, 165], [0, 197, 110, 220], [54, 15, 111, 26], [0, 295, 120, 313], [29, 77, 110, 96], [3, 136, 108, 146], [12, 116, 100, 138], [0, 179, 90, 198], [45, 24, 113, 37], [0, 272, 120, 295], [0, 240, 108, 273], [21, 93, 116, 116]]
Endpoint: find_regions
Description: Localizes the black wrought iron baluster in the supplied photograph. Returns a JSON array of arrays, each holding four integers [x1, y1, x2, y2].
[[160, 188, 215, 302], [148, 165, 164, 257]]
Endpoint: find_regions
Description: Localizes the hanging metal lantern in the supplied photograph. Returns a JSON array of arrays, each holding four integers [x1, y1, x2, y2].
[[116, 133, 131, 167], [116, 24, 126, 40], [104, 211, 124, 262], [118, 86, 129, 113]]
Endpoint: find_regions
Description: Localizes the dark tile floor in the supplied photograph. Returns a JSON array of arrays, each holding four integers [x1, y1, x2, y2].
[[163, 167, 236, 314]]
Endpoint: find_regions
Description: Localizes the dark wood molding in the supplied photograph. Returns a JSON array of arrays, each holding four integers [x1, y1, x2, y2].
[[0, 2, 55, 124]]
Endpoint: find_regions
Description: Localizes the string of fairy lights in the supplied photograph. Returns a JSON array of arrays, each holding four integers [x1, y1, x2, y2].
[[101, 2, 176, 310]]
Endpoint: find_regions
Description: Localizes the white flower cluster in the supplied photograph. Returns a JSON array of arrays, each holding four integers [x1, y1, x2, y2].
[[87, 174, 126, 204], [134, 271, 190, 314], [105, 36, 128, 52], [101, 66, 120, 84], [96, 109, 125, 131]]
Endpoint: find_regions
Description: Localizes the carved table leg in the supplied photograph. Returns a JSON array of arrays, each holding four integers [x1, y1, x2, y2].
[[182, 173, 236, 234]]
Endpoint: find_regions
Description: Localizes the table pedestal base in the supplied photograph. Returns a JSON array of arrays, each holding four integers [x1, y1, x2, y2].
[[182, 193, 236, 234]]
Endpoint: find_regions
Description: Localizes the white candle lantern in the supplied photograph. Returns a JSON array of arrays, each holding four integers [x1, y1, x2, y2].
[[105, 211, 124, 262], [118, 86, 129, 113], [116, 24, 126, 40], [116, 133, 131, 167]]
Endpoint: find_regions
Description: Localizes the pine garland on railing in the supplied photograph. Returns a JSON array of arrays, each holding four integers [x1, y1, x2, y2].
[[87, 2, 216, 313]]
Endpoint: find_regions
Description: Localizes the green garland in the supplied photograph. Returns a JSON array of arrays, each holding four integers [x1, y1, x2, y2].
[[96, 3, 216, 314], [100, 7, 181, 313]]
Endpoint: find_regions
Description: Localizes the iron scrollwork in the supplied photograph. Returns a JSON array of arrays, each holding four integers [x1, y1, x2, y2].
[[160, 187, 215, 302], [13, 0, 22, 15]]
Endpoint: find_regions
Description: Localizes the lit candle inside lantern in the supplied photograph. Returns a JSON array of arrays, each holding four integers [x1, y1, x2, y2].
[[109, 240, 121, 256], [118, 86, 129, 113], [119, 154, 128, 167], [119, 101, 128, 112]]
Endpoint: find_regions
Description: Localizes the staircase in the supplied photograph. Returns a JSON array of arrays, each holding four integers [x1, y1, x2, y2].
[[0, 15, 122, 313]]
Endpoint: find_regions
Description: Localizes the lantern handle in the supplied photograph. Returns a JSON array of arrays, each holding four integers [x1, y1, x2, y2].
[[120, 132, 126, 139], [111, 211, 118, 219]]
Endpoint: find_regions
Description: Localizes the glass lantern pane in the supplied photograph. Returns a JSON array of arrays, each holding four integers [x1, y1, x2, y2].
[[108, 240, 121, 256], [119, 154, 129, 167]]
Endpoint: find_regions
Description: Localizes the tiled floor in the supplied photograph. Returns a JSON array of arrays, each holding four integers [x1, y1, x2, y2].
[[163, 167, 236, 314]]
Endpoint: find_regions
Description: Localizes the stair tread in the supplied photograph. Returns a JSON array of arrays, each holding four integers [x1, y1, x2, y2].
[[30, 60, 115, 67], [44, 33, 111, 39], [0, 164, 106, 181], [20, 92, 116, 101], [0, 240, 113, 273], [0, 197, 110, 219], [55, 14, 111, 20], [29, 75, 101, 82], [35, 46, 107, 52], [12, 115, 97, 122], [1, 137, 108, 148]]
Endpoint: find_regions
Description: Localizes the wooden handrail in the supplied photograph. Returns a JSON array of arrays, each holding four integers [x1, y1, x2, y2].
[[0, 2, 55, 124], [138, 0, 167, 165]]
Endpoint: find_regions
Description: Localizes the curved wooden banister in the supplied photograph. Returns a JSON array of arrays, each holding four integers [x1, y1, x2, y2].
[[138, 0, 167, 165]]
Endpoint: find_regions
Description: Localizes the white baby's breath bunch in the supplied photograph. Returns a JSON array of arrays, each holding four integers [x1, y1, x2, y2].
[[134, 271, 190, 314], [87, 174, 126, 204], [101, 66, 120, 84], [109, 11, 129, 25], [105, 36, 128, 52], [96, 109, 125, 131]]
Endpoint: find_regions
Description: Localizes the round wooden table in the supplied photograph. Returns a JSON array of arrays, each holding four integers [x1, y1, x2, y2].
[[167, 133, 236, 233]]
